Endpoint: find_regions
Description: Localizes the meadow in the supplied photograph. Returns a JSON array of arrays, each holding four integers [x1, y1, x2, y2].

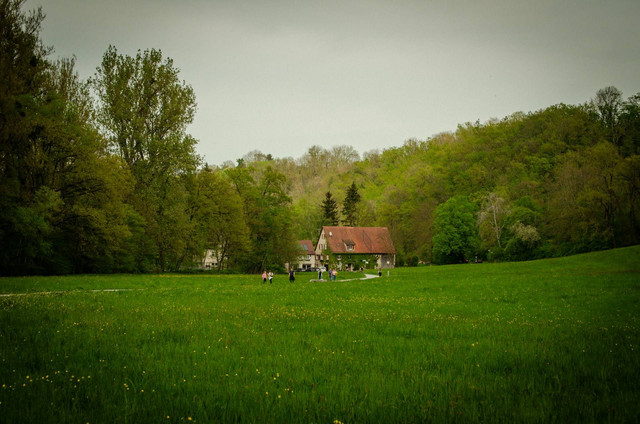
[[1, 247, 639, 423]]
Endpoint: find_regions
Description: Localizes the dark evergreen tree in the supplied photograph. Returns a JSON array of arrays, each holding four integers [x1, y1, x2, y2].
[[0, 0, 135, 275], [321, 191, 339, 226], [342, 182, 361, 226]]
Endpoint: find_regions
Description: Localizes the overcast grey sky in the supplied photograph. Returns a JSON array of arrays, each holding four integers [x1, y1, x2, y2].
[[29, 0, 640, 165]]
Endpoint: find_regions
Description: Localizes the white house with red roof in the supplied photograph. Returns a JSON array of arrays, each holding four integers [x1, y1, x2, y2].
[[294, 240, 317, 270], [314, 226, 396, 269]]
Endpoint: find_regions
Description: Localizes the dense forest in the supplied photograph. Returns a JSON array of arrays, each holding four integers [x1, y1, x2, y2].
[[1, 0, 639, 275]]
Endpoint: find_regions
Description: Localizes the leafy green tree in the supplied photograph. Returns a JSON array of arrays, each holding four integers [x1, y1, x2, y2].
[[91, 46, 200, 271], [292, 198, 323, 241], [0, 1, 136, 274], [227, 165, 298, 272], [432, 196, 478, 264], [504, 222, 541, 261], [321, 191, 340, 226], [0, 0, 51, 273], [546, 142, 622, 252], [191, 170, 251, 270], [91, 46, 198, 176], [252, 167, 298, 271], [342, 182, 361, 226]]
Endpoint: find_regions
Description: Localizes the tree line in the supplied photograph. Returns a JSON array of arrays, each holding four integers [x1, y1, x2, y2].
[[1, 0, 639, 275], [0, 0, 297, 274]]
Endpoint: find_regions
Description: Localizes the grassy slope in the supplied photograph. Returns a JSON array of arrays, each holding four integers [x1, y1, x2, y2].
[[1, 247, 639, 423]]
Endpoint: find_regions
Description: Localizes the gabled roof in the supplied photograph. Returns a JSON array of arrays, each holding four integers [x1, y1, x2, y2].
[[320, 226, 396, 255], [297, 240, 314, 254]]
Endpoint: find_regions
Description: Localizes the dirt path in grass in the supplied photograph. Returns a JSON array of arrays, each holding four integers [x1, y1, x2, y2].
[[0, 289, 142, 297], [310, 273, 380, 282]]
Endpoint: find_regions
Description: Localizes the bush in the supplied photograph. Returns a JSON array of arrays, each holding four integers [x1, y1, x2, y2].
[[487, 247, 504, 262]]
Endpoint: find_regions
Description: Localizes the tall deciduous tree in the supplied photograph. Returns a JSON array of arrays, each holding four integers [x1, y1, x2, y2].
[[191, 169, 251, 270], [226, 165, 298, 272], [594, 86, 623, 146], [91, 46, 200, 271], [477, 192, 509, 249]]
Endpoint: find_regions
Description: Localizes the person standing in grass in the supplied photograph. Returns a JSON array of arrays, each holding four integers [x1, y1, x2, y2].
[[333, 269, 338, 281], [378, 267, 382, 277], [262, 270, 267, 283], [289, 268, 295, 283], [318, 267, 322, 280], [268, 271, 273, 284]]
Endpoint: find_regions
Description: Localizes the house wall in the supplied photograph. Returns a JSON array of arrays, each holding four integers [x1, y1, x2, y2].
[[295, 253, 316, 270], [315, 229, 327, 255], [378, 254, 396, 269], [315, 229, 329, 264], [201, 249, 219, 269]]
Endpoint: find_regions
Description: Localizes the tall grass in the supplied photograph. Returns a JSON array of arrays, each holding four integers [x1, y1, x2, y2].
[[1, 247, 639, 423]]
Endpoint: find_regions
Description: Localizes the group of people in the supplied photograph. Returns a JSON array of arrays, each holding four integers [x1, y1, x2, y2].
[[261, 269, 297, 283], [262, 267, 384, 284], [318, 268, 338, 281], [261, 270, 274, 283]]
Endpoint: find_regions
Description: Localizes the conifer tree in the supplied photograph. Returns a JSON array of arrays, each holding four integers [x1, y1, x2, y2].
[[321, 191, 339, 226], [342, 182, 361, 226]]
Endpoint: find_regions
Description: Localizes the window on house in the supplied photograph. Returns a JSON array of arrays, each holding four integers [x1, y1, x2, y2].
[[347, 244, 354, 251], [306, 255, 310, 260]]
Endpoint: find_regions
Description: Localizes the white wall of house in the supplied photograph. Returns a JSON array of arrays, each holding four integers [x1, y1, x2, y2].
[[200, 249, 219, 269], [378, 254, 396, 269], [296, 253, 317, 270], [315, 229, 330, 263]]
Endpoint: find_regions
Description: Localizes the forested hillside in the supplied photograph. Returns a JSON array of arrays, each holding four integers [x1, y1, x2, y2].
[[1, 0, 638, 274], [272, 98, 640, 264]]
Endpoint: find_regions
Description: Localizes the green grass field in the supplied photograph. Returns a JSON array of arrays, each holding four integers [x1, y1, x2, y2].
[[1, 247, 639, 423]]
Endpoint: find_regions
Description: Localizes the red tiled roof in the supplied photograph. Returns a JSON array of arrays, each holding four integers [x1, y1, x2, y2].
[[297, 240, 314, 254], [320, 226, 396, 254]]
